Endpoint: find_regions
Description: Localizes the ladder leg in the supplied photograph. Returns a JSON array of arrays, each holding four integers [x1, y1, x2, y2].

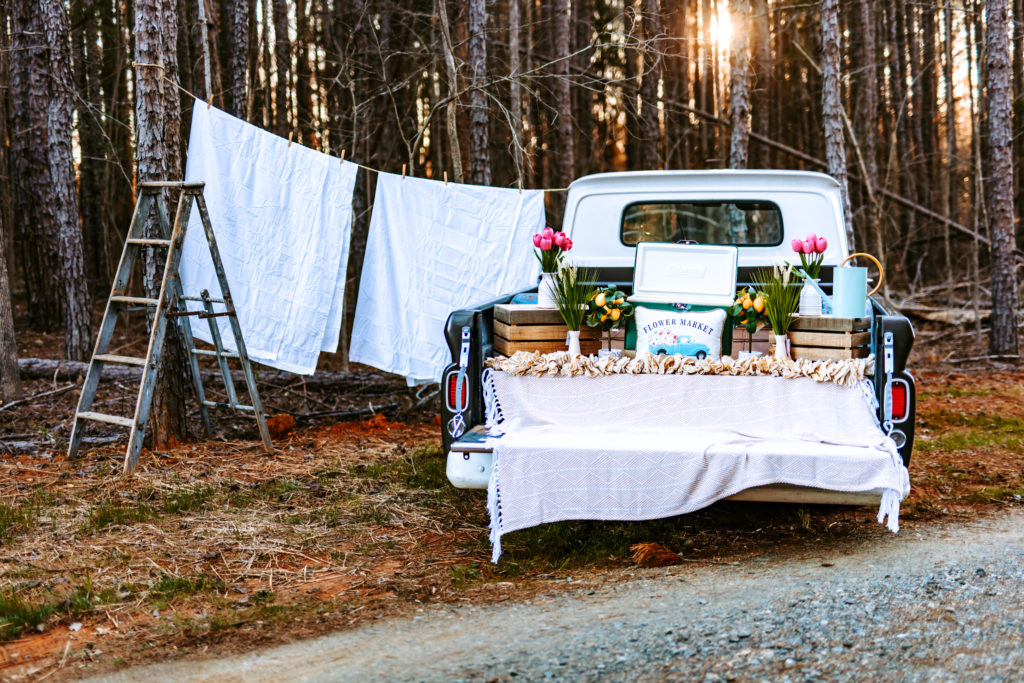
[[200, 289, 240, 408], [172, 276, 212, 436], [124, 192, 194, 474], [69, 194, 154, 460], [195, 193, 273, 452]]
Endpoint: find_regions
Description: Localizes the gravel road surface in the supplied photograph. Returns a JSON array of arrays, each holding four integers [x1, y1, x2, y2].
[[96, 509, 1024, 682]]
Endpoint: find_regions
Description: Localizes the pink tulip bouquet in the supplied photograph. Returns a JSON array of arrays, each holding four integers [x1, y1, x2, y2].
[[532, 226, 573, 273], [791, 233, 827, 280]]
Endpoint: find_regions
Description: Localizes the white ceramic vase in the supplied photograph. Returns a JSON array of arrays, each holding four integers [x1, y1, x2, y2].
[[773, 334, 790, 361], [538, 272, 557, 308], [566, 330, 582, 356], [799, 278, 822, 316]]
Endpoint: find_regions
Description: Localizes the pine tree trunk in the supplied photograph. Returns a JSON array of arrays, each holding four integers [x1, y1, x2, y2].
[[0, 7, 19, 398], [295, 0, 314, 143], [942, 0, 957, 293], [273, 0, 290, 137], [664, 0, 689, 169], [437, 0, 464, 183], [573, 0, 594, 176], [623, 1, 641, 169], [135, 0, 191, 444], [508, 0, 525, 184], [553, 0, 575, 217], [749, 0, 770, 168], [1014, 0, 1024, 214], [0, 225, 18, 401], [727, 0, 751, 169], [467, 0, 491, 185], [9, 0, 92, 359], [73, 0, 108, 290], [10, 0, 63, 333], [920, 5, 937, 202], [984, 0, 1019, 355], [854, 0, 883, 266], [699, 0, 715, 165], [820, 0, 854, 250], [639, 0, 662, 169], [223, 0, 248, 117]]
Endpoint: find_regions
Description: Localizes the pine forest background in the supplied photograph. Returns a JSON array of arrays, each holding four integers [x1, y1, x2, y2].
[[0, 0, 1021, 402]]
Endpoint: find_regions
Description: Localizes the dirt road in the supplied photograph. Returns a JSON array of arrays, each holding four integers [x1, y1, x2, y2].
[[90, 508, 1024, 682]]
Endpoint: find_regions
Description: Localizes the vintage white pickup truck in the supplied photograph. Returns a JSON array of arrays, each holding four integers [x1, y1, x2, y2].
[[440, 170, 915, 507]]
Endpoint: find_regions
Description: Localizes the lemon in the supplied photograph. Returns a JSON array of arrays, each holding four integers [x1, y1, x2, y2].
[[753, 296, 764, 313], [595, 293, 607, 307], [610, 308, 621, 321], [742, 298, 752, 310]]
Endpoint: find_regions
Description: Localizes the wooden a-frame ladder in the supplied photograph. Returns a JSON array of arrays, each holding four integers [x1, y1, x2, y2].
[[69, 181, 272, 473]]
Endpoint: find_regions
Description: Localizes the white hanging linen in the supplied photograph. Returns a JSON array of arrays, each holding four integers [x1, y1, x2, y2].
[[180, 101, 358, 375], [350, 172, 544, 383]]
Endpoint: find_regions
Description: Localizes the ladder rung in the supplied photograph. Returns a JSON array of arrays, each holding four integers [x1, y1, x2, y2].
[[77, 411, 134, 427], [181, 296, 225, 303], [94, 353, 148, 367], [111, 295, 159, 306], [192, 349, 240, 358], [126, 238, 171, 247], [203, 401, 256, 412]]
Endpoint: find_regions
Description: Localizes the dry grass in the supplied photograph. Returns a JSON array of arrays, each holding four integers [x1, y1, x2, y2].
[[0, 368, 1020, 679]]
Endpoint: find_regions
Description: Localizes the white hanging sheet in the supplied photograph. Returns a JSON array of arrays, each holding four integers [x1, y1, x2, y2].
[[349, 172, 544, 383], [180, 101, 358, 375], [483, 372, 910, 562]]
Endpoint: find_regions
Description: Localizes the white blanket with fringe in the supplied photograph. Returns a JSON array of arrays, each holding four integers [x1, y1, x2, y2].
[[484, 371, 909, 562]]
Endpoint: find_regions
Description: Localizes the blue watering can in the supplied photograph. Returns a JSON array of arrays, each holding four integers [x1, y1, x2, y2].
[[799, 253, 884, 318]]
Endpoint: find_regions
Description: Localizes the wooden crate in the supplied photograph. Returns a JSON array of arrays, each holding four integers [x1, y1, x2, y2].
[[771, 316, 872, 361], [493, 304, 602, 356], [732, 327, 771, 355]]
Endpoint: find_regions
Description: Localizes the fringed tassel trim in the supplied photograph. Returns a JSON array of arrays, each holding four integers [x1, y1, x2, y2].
[[877, 488, 901, 533], [482, 368, 505, 436], [487, 453, 503, 563]]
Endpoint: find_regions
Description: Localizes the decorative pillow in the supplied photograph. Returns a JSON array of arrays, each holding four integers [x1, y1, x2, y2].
[[634, 306, 727, 360]]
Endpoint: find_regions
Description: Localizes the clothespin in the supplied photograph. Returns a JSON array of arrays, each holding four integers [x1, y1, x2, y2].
[[402, 164, 407, 179], [340, 149, 346, 164], [444, 171, 448, 186], [287, 132, 293, 148]]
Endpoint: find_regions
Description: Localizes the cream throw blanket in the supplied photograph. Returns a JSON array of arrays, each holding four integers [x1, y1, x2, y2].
[[484, 370, 909, 562]]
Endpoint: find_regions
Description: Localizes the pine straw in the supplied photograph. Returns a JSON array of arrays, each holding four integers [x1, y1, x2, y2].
[[0, 367, 1022, 677], [0, 415, 500, 674]]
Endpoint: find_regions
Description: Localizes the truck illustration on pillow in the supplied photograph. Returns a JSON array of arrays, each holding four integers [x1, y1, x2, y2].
[[647, 330, 710, 359]]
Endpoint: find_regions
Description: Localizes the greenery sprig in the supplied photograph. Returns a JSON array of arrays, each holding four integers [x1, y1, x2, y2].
[[753, 263, 801, 336], [552, 263, 596, 331]]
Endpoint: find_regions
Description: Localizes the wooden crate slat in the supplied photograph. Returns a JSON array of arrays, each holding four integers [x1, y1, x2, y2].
[[493, 303, 564, 325], [790, 346, 870, 361], [770, 337, 871, 361], [494, 336, 602, 356], [788, 330, 871, 349], [494, 319, 601, 341], [789, 316, 870, 332]]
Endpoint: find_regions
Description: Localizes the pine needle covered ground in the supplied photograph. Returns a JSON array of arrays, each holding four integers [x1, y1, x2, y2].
[[0, 327, 1020, 679]]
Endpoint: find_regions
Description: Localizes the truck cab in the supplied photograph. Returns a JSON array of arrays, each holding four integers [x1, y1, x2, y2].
[[441, 170, 915, 497]]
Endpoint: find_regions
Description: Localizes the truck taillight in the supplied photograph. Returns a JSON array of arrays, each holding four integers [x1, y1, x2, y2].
[[891, 380, 908, 422], [446, 371, 469, 412]]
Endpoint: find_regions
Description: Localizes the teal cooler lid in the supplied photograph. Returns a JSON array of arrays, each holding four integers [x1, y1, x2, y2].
[[625, 243, 739, 353]]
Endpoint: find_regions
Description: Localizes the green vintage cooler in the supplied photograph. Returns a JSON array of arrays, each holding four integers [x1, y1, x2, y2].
[[625, 242, 739, 356]]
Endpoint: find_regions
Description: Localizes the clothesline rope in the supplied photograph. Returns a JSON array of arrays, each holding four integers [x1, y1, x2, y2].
[[133, 62, 571, 194]]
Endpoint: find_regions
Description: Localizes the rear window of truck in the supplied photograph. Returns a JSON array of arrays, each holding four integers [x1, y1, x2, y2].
[[621, 201, 783, 246]]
